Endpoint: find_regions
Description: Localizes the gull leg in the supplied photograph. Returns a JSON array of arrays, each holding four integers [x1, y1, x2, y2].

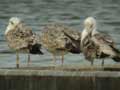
[[16, 51, 19, 68], [98, 52, 104, 66], [52, 54, 56, 64], [91, 60, 94, 66], [27, 53, 31, 66], [101, 59, 104, 66], [61, 51, 64, 65], [90, 60, 94, 70]]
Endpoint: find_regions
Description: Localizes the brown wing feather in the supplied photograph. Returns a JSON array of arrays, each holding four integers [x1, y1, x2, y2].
[[93, 32, 115, 46], [41, 23, 81, 53]]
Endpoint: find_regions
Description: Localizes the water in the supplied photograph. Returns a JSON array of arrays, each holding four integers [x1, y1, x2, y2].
[[0, 0, 120, 68]]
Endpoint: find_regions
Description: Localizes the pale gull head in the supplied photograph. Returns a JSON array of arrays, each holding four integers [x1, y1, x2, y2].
[[5, 17, 22, 34], [81, 17, 96, 46], [84, 17, 96, 33]]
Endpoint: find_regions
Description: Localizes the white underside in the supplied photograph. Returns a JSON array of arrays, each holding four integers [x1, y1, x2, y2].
[[81, 29, 88, 45], [5, 24, 13, 35]]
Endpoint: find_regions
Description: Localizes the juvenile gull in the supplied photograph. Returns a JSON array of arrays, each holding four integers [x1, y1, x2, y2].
[[40, 23, 81, 65], [81, 17, 120, 66], [5, 17, 43, 68]]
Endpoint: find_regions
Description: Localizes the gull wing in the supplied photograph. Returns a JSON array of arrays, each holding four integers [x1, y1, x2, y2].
[[92, 32, 115, 47]]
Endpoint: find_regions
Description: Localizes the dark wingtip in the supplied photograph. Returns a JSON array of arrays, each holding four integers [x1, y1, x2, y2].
[[38, 50, 44, 55], [63, 31, 81, 53], [111, 46, 120, 62], [112, 57, 120, 62], [30, 44, 44, 55]]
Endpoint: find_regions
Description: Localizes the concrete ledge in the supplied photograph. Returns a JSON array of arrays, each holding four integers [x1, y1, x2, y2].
[[0, 65, 120, 77], [0, 66, 120, 90], [1, 69, 120, 77]]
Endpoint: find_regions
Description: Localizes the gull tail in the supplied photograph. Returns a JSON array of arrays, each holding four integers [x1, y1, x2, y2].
[[63, 31, 81, 54], [29, 44, 43, 54], [111, 47, 120, 62]]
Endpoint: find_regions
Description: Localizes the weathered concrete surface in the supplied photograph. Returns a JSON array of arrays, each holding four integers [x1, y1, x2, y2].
[[0, 68, 120, 77], [0, 66, 120, 90]]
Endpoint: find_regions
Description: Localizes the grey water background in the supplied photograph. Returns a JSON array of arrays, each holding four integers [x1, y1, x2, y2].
[[0, 0, 120, 68]]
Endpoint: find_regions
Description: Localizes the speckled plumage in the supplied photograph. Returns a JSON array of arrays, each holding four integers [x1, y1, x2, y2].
[[5, 23, 35, 51], [40, 23, 81, 64], [5, 17, 43, 68], [81, 17, 120, 66]]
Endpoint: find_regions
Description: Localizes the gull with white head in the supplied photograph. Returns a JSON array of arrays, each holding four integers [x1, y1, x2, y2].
[[5, 17, 43, 68], [81, 17, 120, 66]]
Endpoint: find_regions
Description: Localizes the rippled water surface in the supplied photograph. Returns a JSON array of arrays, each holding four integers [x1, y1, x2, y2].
[[0, 0, 120, 68]]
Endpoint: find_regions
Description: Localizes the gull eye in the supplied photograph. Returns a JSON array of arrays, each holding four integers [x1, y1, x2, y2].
[[90, 24, 93, 28], [10, 21, 14, 25]]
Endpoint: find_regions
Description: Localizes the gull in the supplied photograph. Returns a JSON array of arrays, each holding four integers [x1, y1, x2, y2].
[[40, 23, 81, 65], [81, 17, 120, 66], [5, 17, 43, 68]]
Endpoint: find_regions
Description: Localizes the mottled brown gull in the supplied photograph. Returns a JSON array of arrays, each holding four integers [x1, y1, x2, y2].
[[40, 23, 81, 65], [81, 17, 120, 66], [5, 17, 43, 68]]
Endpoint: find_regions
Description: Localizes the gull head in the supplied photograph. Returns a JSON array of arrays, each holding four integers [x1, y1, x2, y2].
[[84, 17, 96, 33], [9, 17, 21, 26], [81, 17, 96, 46], [5, 17, 22, 34]]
